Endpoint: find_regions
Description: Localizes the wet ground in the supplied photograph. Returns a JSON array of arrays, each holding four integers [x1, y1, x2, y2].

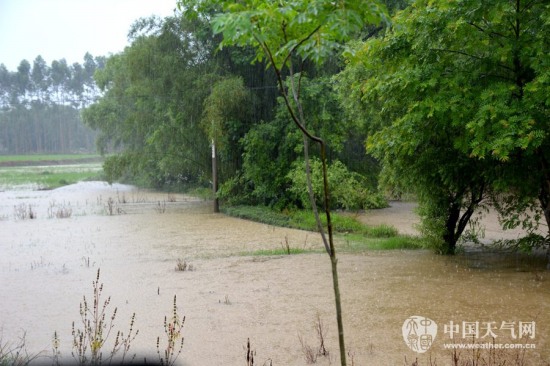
[[1, 182, 549, 365]]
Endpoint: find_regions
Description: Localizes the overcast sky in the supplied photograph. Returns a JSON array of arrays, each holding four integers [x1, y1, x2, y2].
[[0, 0, 177, 71]]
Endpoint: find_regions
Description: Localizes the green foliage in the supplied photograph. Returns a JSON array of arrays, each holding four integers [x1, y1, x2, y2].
[[237, 113, 301, 208], [206, 0, 388, 67], [363, 224, 399, 238], [290, 210, 398, 237], [201, 76, 253, 181], [493, 233, 549, 255], [291, 209, 363, 233], [0, 163, 102, 190], [187, 186, 215, 200], [489, 193, 549, 254], [343, 235, 424, 251], [414, 196, 452, 254], [202, 76, 251, 150], [220, 75, 381, 209], [287, 158, 387, 210], [0, 154, 100, 164], [221, 205, 291, 227], [102, 154, 133, 184], [83, 16, 215, 188], [222, 205, 398, 238], [337, 0, 550, 253], [373, 236, 423, 250], [493, 194, 544, 233], [276, 75, 349, 155], [222, 204, 416, 253]]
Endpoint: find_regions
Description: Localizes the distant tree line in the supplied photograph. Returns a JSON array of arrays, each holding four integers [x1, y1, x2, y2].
[[0, 53, 104, 154]]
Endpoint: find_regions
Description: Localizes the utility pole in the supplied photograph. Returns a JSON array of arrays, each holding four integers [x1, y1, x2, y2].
[[212, 139, 219, 213]]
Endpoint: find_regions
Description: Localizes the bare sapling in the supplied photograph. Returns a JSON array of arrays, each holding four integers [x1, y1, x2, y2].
[[71, 268, 138, 365], [298, 313, 330, 364], [157, 295, 185, 366]]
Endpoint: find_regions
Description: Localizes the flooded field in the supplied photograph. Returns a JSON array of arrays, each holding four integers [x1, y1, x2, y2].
[[1, 182, 549, 365]]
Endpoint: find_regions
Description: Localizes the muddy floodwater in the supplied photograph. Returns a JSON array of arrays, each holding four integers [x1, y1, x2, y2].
[[1, 182, 549, 365]]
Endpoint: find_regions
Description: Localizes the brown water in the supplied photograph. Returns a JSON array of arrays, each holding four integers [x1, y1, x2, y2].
[[1, 182, 549, 365]]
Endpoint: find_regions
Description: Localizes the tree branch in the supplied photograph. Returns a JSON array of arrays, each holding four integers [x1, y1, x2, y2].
[[467, 21, 510, 41], [457, 182, 485, 238], [430, 48, 515, 73], [256, 34, 323, 145], [281, 23, 324, 69], [254, 33, 332, 255]]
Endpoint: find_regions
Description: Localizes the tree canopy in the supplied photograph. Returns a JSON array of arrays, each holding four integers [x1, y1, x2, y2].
[[337, 0, 550, 253], [80, 5, 386, 216]]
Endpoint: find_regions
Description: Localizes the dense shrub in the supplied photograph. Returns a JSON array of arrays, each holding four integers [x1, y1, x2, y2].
[[287, 158, 387, 210]]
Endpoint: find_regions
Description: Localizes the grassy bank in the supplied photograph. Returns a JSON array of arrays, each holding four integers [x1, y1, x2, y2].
[[0, 155, 104, 190], [0, 153, 101, 165], [0, 165, 104, 190], [222, 205, 423, 252]]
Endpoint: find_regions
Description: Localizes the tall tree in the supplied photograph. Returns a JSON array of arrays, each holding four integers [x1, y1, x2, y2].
[[50, 59, 70, 104], [450, 0, 550, 252], [31, 56, 50, 102], [0, 64, 10, 109], [83, 16, 220, 187], [15, 60, 31, 104], [201, 76, 252, 180], [337, 0, 549, 254]]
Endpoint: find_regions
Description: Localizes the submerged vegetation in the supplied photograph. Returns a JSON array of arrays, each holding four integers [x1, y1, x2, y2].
[[222, 205, 398, 238], [0, 269, 186, 366], [223, 205, 422, 252]]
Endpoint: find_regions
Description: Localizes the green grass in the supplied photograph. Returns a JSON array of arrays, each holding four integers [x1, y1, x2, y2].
[[0, 153, 101, 164], [222, 205, 424, 252], [0, 164, 103, 190], [288, 210, 398, 237], [0, 154, 104, 189], [222, 205, 398, 237], [339, 233, 423, 251], [222, 205, 291, 227]]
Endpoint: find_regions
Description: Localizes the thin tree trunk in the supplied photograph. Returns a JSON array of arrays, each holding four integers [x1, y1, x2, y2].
[[287, 67, 329, 251], [212, 139, 219, 213], [286, 66, 346, 365], [256, 33, 347, 364], [443, 202, 460, 255]]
